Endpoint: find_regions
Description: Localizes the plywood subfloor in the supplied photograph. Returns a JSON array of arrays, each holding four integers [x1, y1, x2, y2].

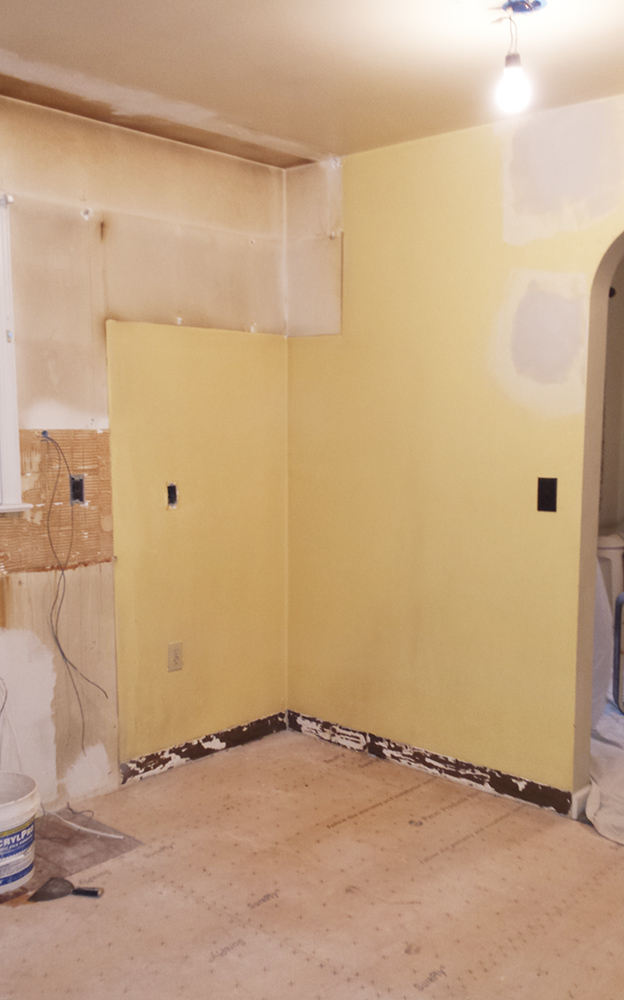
[[1, 730, 622, 999], [0, 809, 140, 905]]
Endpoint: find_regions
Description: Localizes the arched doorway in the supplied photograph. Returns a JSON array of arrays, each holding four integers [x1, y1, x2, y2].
[[574, 232, 624, 823]]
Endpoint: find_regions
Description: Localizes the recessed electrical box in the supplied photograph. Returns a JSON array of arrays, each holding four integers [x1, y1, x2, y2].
[[167, 483, 178, 508], [537, 477, 557, 512], [70, 474, 85, 504], [168, 642, 183, 672]]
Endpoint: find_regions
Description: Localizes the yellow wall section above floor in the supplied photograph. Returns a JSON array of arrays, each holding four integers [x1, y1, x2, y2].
[[287, 105, 624, 794], [107, 322, 287, 761]]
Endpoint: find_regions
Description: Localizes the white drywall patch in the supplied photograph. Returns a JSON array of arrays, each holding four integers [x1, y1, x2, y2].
[[511, 283, 584, 384], [62, 742, 112, 801], [501, 100, 624, 245], [490, 270, 588, 416], [0, 628, 58, 803]]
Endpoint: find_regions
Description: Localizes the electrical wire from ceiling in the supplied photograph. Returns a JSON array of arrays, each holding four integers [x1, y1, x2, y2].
[[42, 431, 108, 754]]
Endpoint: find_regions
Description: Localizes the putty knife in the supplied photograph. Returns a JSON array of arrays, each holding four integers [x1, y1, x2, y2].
[[29, 877, 103, 902]]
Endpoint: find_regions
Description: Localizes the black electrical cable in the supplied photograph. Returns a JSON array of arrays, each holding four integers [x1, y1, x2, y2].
[[42, 432, 108, 753]]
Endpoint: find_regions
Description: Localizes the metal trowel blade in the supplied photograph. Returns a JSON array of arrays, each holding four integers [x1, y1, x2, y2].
[[30, 877, 103, 901]]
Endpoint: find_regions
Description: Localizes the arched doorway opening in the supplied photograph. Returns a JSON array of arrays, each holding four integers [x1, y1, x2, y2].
[[575, 232, 624, 827]]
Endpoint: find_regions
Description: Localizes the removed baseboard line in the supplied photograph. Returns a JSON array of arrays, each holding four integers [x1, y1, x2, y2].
[[286, 710, 572, 816], [120, 708, 573, 817], [120, 712, 287, 784]]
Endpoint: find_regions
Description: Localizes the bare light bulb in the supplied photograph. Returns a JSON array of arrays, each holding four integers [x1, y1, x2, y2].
[[496, 52, 531, 113]]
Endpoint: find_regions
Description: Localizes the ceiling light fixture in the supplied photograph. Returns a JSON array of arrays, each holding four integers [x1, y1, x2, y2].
[[493, 0, 546, 115]]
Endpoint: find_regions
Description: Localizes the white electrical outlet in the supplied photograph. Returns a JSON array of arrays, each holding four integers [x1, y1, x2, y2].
[[168, 642, 183, 672]]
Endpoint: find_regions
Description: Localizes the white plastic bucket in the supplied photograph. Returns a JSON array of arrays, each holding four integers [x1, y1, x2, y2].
[[0, 773, 40, 893]]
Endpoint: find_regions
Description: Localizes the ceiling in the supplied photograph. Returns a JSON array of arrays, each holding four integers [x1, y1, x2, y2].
[[1, 0, 623, 167]]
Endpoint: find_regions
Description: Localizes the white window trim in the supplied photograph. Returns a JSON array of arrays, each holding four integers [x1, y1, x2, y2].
[[0, 194, 30, 514]]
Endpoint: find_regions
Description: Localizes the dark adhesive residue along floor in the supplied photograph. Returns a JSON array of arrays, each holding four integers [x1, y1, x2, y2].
[[1, 731, 623, 999]]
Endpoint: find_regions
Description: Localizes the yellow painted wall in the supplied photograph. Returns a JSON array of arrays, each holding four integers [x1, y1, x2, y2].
[[288, 98, 624, 792], [107, 322, 287, 761]]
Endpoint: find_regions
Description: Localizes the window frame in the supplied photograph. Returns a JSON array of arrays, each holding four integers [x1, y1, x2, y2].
[[0, 194, 30, 514]]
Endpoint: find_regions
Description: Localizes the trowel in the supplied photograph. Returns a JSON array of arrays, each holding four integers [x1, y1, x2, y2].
[[29, 877, 103, 902]]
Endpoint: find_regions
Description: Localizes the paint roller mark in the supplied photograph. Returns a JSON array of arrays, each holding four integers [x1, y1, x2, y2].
[[511, 283, 584, 384]]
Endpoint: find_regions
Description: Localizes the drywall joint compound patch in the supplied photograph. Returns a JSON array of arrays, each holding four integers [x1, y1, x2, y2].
[[490, 269, 588, 415], [499, 98, 624, 245]]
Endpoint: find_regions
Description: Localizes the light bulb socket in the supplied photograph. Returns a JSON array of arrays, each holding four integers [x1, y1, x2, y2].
[[505, 52, 522, 69]]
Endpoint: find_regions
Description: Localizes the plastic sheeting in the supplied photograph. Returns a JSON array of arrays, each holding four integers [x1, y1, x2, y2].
[[586, 560, 624, 843]]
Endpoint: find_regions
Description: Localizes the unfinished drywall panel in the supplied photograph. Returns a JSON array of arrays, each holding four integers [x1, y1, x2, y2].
[[0, 96, 287, 432], [287, 95, 624, 797], [502, 99, 624, 246], [286, 236, 343, 338], [0, 96, 285, 238], [285, 159, 342, 337], [11, 197, 108, 430], [102, 213, 179, 324], [175, 227, 284, 334], [103, 214, 285, 334], [286, 159, 342, 242], [0, 563, 117, 806], [107, 322, 287, 762]]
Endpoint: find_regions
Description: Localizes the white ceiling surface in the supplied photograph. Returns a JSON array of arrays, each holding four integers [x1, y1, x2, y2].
[[1, 0, 624, 163]]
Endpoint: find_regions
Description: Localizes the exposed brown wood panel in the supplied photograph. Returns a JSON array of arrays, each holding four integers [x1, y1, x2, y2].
[[0, 429, 113, 575]]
